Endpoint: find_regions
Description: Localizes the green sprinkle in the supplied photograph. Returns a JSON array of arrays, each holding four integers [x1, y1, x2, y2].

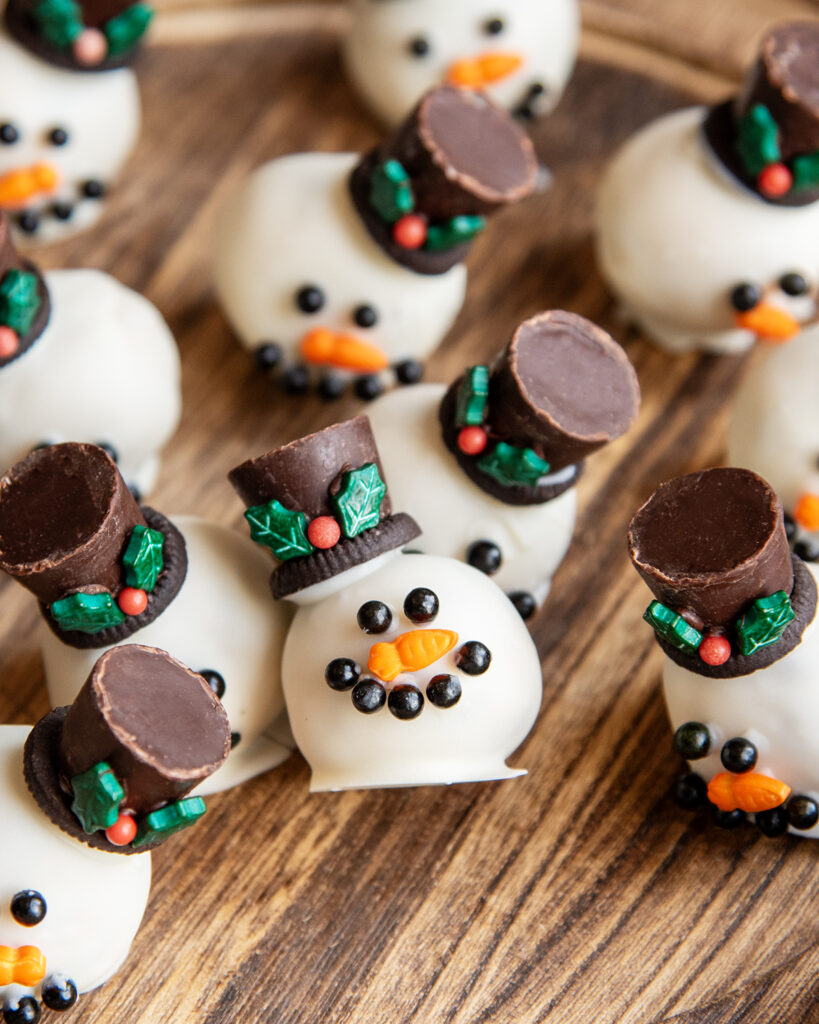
[[50, 591, 125, 634], [33, 0, 84, 48], [104, 3, 153, 55], [70, 762, 124, 834], [424, 215, 486, 252], [455, 365, 489, 427], [643, 601, 703, 654], [332, 463, 387, 538], [132, 796, 206, 849], [0, 270, 41, 336], [736, 590, 795, 656], [736, 104, 781, 177], [244, 500, 315, 561], [793, 152, 819, 192], [121, 524, 165, 592], [477, 442, 550, 488], [370, 159, 415, 224]]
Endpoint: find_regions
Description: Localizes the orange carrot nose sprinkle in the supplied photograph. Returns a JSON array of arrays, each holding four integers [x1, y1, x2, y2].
[[0, 945, 47, 986], [707, 771, 791, 814], [734, 303, 801, 343], [794, 492, 819, 532], [446, 52, 524, 88], [0, 164, 60, 207], [300, 327, 389, 373], [368, 629, 459, 682]]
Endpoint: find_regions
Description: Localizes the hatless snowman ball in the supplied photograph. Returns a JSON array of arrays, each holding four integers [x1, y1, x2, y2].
[[0, 25, 139, 243], [343, 0, 580, 127], [0, 725, 152, 1013], [597, 24, 819, 355]]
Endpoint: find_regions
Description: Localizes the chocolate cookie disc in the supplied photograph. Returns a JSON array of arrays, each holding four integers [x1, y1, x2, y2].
[[0, 215, 51, 369]]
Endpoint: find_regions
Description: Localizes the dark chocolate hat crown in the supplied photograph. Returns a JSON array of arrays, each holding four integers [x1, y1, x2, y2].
[[350, 85, 537, 275], [0, 212, 50, 369], [439, 311, 641, 506], [629, 467, 817, 678], [24, 644, 230, 854], [703, 22, 819, 206], [5, 0, 153, 70], [0, 442, 187, 648], [229, 416, 420, 598]]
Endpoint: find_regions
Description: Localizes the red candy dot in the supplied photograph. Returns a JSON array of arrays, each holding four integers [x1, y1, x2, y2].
[[699, 635, 731, 666], [392, 214, 427, 250], [118, 587, 148, 616], [105, 813, 137, 846], [457, 426, 488, 455], [0, 326, 20, 358], [758, 163, 792, 198], [307, 515, 341, 549]]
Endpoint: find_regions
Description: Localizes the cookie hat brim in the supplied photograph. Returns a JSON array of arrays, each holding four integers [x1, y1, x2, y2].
[[0, 213, 51, 369]]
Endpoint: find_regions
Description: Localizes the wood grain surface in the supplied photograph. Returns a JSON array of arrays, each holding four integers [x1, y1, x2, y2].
[[2, 3, 818, 1023]]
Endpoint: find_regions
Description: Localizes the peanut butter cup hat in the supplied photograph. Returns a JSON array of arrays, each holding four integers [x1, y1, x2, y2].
[[0, 212, 50, 369], [629, 467, 818, 678], [24, 644, 230, 854], [350, 84, 537, 275], [439, 310, 640, 506], [5, 0, 153, 71], [703, 22, 819, 206], [0, 442, 187, 648], [229, 416, 421, 599]]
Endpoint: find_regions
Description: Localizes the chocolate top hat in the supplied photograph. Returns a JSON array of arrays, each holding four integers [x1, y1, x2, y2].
[[439, 311, 641, 506], [629, 467, 817, 679], [0, 212, 51, 369], [4, 0, 153, 71], [24, 644, 230, 854], [229, 416, 421, 599], [0, 442, 187, 648], [703, 22, 819, 206], [350, 85, 537, 275]]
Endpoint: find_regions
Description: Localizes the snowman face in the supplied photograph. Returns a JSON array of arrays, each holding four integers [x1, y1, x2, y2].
[[282, 552, 542, 791], [597, 107, 819, 353], [0, 726, 152, 1014], [211, 152, 467, 391], [344, 0, 580, 126], [0, 29, 140, 242]]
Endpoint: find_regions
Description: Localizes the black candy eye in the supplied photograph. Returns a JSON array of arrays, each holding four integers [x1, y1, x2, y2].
[[673, 721, 711, 760], [466, 540, 502, 575], [48, 127, 69, 146], [357, 600, 392, 634], [779, 272, 808, 296], [483, 17, 505, 34], [730, 282, 761, 312], [0, 123, 19, 144], [353, 304, 378, 329], [456, 641, 491, 675], [200, 669, 226, 699], [295, 284, 325, 314], [720, 737, 757, 774], [403, 587, 439, 623], [11, 890, 47, 925], [408, 36, 430, 57]]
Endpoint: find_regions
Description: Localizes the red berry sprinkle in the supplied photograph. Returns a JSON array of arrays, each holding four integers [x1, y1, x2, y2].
[[392, 214, 427, 250], [699, 635, 731, 666], [118, 587, 148, 616], [457, 426, 488, 455], [105, 813, 137, 846], [0, 326, 20, 358], [758, 163, 792, 198], [307, 515, 341, 549]]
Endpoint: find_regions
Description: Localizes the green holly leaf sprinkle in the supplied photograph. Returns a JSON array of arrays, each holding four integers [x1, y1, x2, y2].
[[34, 0, 84, 48], [121, 524, 165, 592], [455, 365, 490, 427], [245, 500, 315, 561], [643, 601, 703, 655], [793, 152, 819, 192], [0, 270, 41, 336], [104, 3, 153, 55], [132, 796, 206, 849], [70, 761, 124, 834], [332, 463, 387, 538], [424, 215, 486, 252], [50, 591, 126, 634], [736, 590, 795, 657], [370, 159, 415, 224], [737, 104, 781, 178], [477, 442, 550, 488]]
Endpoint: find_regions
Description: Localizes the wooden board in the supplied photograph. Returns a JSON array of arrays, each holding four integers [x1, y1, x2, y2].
[[2, 4, 818, 1023]]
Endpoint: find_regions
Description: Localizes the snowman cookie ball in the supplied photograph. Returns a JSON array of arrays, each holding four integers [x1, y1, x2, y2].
[[367, 310, 640, 619], [0, 443, 293, 795], [629, 468, 819, 838], [229, 416, 543, 791], [597, 23, 819, 355], [0, 0, 150, 243], [0, 214, 180, 496], [728, 321, 819, 564], [343, 0, 580, 127], [212, 85, 536, 400], [1, 644, 227, 1019]]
